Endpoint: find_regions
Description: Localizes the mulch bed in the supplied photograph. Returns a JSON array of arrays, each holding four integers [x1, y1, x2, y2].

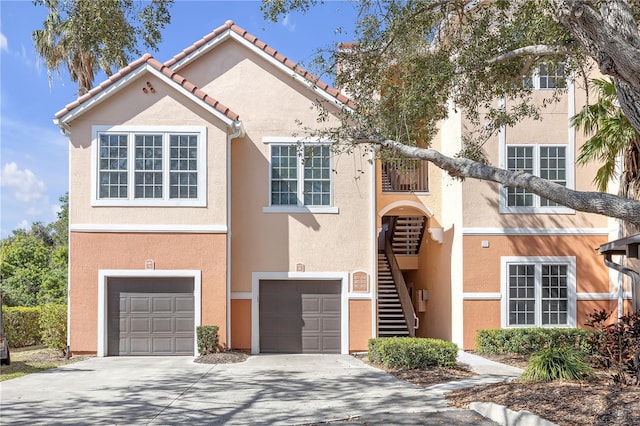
[[194, 351, 249, 364]]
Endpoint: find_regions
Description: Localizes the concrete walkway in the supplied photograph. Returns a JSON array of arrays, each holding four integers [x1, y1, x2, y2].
[[0, 352, 525, 425]]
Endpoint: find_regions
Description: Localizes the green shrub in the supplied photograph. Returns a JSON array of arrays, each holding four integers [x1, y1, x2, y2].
[[475, 328, 592, 355], [368, 337, 458, 369], [39, 304, 67, 353], [2, 306, 42, 347], [521, 347, 593, 382], [197, 325, 220, 355]]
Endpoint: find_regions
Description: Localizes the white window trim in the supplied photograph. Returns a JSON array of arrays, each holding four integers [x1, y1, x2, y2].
[[91, 125, 207, 207], [262, 137, 338, 214], [526, 65, 569, 90], [500, 256, 577, 328], [499, 143, 575, 214]]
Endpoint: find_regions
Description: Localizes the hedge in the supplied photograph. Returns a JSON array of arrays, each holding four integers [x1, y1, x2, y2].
[[475, 328, 592, 355], [39, 304, 67, 352], [368, 337, 458, 369], [2, 306, 42, 347]]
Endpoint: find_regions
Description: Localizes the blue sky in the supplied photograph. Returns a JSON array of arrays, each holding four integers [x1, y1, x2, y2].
[[0, 0, 358, 237]]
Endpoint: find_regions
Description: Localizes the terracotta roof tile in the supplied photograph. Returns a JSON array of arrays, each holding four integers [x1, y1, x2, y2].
[[165, 20, 355, 109], [55, 53, 240, 122]]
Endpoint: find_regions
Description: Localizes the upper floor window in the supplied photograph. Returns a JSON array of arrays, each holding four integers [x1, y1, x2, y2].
[[501, 145, 572, 214], [263, 137, 338, 214], [523, 63, 566, 89], [93, 126, 206, 206], [501, 256, 576, 328]]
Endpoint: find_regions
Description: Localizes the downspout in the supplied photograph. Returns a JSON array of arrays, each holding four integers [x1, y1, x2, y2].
[[226, 120, 244, 350], [604, 254, 639, 316]]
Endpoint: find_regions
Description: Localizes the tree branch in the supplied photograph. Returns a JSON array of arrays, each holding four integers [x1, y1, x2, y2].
[[486, 44, 574, 65], [355, 136, 640, 226]]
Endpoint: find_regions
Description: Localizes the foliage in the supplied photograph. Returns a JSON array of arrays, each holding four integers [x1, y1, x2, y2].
[[586, 309, 640, 386], [475, 328, 592, 356], [368, 337, 458, 369], [572, 78, 640, 197], [33, 0, 173, 95], [0, 194, 68, 307], [196, 325, 220, 355], [2, 306, 42, 348], [521, 347, 593, 382], [39, 304, 67, 353], [261, 0, 640, 226]]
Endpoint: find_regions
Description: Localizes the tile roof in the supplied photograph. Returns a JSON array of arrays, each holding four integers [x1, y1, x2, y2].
[[55, 20, 353, 123], [165, 20, 354, 109], [55, 53, 240, 122]]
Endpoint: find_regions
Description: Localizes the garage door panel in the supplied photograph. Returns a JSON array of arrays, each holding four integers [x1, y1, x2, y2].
[[303, 317, 320, 332], [107, 277, 194, 356], [152, 297, 173, 312], [322, 317, 341, 332], [260, 280, 341, 354], [152, 317, 173, 333], [130, 297, 151, 313], [175, 317, 194, 332], [321, 298, 341, 313], [130, 317, 150, 333], [130, 338, 151, 353], [152, 338, 173, 353], [176, 297, 194, 312], [302, 297, 321, 313]]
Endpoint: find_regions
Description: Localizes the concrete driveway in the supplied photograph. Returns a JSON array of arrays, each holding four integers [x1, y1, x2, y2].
[[0, 354, 495, 425]]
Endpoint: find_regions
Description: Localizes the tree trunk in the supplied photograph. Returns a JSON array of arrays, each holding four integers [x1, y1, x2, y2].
[[549, 0, 640, 134]]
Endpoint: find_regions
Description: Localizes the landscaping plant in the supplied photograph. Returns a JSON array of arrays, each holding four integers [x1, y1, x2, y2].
[[39, 304, 67, 354], [368, 337, 458, 369], [521, 347, 593, 382], [586, 309, 640, 385], [196, 325, 219, 355], [475, 328, 591, 355]]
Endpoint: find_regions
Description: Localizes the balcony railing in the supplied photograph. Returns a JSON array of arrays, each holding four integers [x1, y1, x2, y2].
[[381, 158, 429, 192]]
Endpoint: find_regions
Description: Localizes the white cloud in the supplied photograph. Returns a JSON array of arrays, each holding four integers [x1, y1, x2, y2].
[[16, 220, 30, 230], [0, 32, 7, 52], [1, 162, 47, 202], [282, 15, 296, 32]]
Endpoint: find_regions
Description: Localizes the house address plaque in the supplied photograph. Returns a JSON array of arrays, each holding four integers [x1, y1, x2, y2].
[[351, 271, 369, 292]]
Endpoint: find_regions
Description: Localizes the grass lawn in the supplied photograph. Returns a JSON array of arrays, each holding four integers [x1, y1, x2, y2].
[[0, 346, 90, 381]]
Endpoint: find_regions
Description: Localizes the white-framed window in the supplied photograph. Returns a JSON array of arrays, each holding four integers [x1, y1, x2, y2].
[[523, 63, 567, 89], [500, 144, 573, 214], [92, 126, 207, 206], [501, 256, 576, 328], [263, 137, 338, 214]]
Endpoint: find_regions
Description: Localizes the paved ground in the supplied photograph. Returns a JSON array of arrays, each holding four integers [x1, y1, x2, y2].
[[0, 353, 513, 425]]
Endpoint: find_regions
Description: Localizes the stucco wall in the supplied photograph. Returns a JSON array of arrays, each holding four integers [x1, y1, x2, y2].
[[67, 73, 230, 228], [176, 41, 374, 290], [349, 300, 373, 352], [69, 232, 227, 354]]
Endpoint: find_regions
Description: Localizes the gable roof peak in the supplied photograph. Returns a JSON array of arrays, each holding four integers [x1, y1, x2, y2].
[[54, 53, 240, 128], [166, 20, 354, 109]]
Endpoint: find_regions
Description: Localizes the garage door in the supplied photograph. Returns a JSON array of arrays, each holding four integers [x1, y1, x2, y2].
[[259, 280, 341, 353], [108, 277, 194, 356]]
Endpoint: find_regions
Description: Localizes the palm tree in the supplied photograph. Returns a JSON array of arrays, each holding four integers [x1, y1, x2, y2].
[[32, 0, 172, 96], [572, 78, 640, 201]]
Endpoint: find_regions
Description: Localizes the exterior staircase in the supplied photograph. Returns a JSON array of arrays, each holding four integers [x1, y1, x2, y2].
[[390, 216, 426, 255], [377, 253, 410, 337]]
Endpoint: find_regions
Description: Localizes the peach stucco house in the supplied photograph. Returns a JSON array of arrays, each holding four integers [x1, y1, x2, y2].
[[55, 21, 629, 356]]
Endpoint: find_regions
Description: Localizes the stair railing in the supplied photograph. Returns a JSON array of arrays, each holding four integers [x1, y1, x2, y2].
[[383, 238, 419, 336]]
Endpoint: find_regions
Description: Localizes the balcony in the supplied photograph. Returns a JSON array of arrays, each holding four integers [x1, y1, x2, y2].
[[381, 158, 429, 192]]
